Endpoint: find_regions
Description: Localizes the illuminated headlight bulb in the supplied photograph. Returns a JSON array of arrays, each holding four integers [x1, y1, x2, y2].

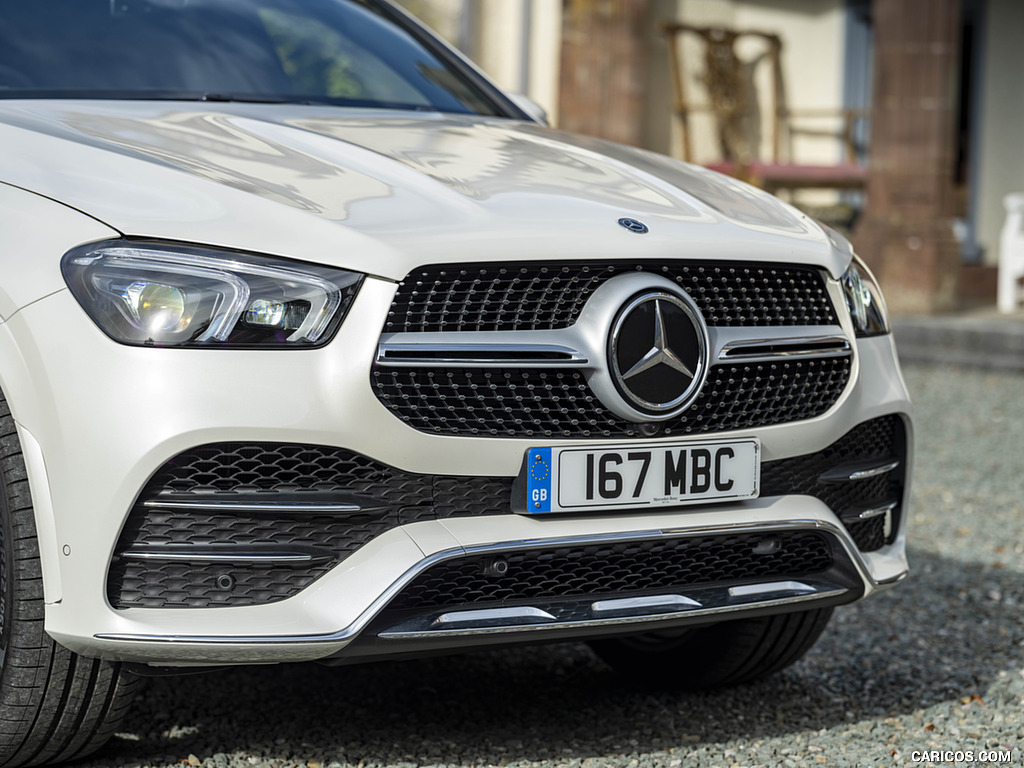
[[245, 299, 310, 331], [120, 281, 190, 334], [245, 299, 286, 327]]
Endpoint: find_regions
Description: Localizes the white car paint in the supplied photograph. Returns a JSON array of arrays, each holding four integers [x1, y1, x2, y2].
[[0, 101, 909, 664], [0, 102, 847, 283]]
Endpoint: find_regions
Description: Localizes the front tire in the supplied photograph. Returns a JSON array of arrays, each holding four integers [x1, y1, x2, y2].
[[0, 392, 139, 767], [589, 607, 833, 689]]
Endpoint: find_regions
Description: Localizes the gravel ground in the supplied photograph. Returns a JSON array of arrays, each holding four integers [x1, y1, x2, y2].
[[81, 363, 1024, 768]]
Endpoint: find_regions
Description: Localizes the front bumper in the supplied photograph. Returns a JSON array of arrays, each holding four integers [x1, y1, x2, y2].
[[0, 277, 912, 665], [88, 507, 881, 665]]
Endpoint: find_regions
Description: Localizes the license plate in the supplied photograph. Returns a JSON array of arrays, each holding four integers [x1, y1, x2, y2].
[[523, 438, 760, 514]]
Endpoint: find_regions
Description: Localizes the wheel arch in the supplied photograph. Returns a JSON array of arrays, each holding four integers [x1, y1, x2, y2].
[[0, 183, 122, 608], [0, 329, 64, 605]]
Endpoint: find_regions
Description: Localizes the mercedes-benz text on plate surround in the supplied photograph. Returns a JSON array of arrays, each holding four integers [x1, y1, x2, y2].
[[0, 0, 911, 763]]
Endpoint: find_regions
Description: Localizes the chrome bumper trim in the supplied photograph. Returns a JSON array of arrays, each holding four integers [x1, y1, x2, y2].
[[820, 459, 900, 483], [143, 499, 366, 515], [119, 545, 333, 565], [847, 500, 899, 522], [728, 580, 815, 597], [874, 568, 910, 586], [848, 461, 901, 480], [591, 594, 701, 613], [434, 606, 556, 627], [376, 579, 847, 640]]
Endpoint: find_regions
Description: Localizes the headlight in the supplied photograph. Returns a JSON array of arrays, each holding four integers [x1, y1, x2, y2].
[[840, 255, 889, 337], [62, 241, 363, 348]]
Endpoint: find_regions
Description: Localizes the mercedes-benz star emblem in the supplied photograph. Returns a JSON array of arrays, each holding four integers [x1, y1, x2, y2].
[[620, 299, 696, 382], [617, 217, 649, 234], [609, 290, 708, 417]]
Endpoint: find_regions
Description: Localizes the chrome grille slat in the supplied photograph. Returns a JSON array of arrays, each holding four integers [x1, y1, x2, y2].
[[376, 325, 850, 369]]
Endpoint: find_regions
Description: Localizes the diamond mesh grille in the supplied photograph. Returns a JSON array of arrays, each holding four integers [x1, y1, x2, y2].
[[373, 357, 851, 439], [841, 516, 887, 552], [386, 261, 837, 332], [143, 442, 435, 499], [112, 561, 334, 610]]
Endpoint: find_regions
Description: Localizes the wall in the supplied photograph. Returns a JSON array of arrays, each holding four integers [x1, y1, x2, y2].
[[976, 0, 1024, 266], [559, 0, 651, 144]]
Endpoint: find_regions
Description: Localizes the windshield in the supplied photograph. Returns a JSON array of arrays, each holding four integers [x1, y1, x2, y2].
[[0, 0, 502, 115]]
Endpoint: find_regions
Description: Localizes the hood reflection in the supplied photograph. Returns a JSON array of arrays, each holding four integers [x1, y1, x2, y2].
[[15, 102, 811, 238]]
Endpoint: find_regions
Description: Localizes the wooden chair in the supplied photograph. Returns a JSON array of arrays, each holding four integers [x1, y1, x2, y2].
[[662, 22, 868, 194]]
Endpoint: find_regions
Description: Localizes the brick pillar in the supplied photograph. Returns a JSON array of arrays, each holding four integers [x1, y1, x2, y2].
[[852, 0, 962, 314], [558, 0, 649, 146]]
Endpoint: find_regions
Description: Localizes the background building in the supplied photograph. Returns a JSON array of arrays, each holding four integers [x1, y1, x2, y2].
[[395, 0, 1023, 313]]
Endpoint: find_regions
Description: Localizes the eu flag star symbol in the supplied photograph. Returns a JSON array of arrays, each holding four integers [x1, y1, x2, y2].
[[530, 458, 550, 481]]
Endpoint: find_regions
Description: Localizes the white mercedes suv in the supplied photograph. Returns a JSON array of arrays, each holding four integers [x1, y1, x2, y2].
[[0, 0, 911, 763]]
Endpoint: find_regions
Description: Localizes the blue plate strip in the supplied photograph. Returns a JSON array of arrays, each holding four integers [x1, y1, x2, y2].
[[526, 447, 552, 513]]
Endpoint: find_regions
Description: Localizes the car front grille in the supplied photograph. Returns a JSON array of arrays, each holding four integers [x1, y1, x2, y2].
[[385, 261, 838, 332], [108, 415, 902, 609], [382, 530, 833, 612], [375, 260, 850, 440], [373, 357, 851, 439]]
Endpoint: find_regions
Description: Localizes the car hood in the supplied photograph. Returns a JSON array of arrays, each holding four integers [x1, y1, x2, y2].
[[0, 101, 849, 280]]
